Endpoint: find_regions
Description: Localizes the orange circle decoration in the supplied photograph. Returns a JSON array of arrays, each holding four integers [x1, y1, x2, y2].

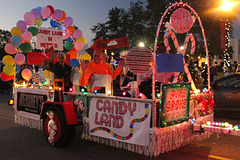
[[67, 50, 78, 59], [67, 26, 75, 35], [170, 8, 193, 33]]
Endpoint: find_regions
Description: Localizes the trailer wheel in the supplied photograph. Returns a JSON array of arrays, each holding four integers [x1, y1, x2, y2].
[[43, 106, 75, 147]]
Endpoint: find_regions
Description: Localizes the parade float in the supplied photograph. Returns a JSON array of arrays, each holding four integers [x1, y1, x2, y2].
[[1, 2, 239, 157]]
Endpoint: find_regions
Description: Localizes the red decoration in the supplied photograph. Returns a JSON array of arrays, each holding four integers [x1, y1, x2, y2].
[[0, 72, 14, 81], [170, 8, 193, 33]]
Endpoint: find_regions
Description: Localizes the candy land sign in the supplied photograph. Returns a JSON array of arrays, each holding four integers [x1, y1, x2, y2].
[[36, 27, 63, 50], [160, 83, 191, 127], [89, 98, 151, 146]]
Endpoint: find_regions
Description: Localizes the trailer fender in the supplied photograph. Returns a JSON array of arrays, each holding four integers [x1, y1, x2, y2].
[[41, 101, 78, 125]]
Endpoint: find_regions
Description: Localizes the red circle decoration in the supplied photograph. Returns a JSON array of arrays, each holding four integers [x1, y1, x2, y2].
[[170, 8, 193, 33], [126, 47, 153, 74], [0, 72, 14, 81]]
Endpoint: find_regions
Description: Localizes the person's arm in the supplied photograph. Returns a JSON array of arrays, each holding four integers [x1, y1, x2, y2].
[[79, 61, 94, 86]]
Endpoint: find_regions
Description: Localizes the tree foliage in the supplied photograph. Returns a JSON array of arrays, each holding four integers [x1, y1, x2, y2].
[[91, 0, 236, 58]]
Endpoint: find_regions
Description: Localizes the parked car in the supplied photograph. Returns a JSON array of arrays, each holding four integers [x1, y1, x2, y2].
[[201, 74, 240, 119]]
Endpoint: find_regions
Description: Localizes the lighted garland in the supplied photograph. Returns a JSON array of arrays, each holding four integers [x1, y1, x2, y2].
[[1, 5, 85, 82]]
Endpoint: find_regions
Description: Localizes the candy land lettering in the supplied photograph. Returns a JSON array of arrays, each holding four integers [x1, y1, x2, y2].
[[95, 99, 136, 128]]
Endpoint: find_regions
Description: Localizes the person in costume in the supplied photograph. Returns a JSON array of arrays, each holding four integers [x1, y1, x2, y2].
[[79, 49, 125, 95], [45, 47, 72, 101]]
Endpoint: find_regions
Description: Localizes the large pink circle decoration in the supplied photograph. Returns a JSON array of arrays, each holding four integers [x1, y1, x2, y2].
[[21, 31, 33, 42], [53, 9, 63, 19], [63, 30, 69, 39], [14, 53, 26, 65], [4, 44, 17, 55], [41, 7, 51, 18], [74, 41, 83, 50], [31, 8, 41, 19], [64, 17, 73, 27], [21, 68, 32, 81], [170, 8, 193, 33], [73, 29, 82, 39], [16, 20, 27, 32], [24, 12, 34, 24], [126, 46, 153, 74]]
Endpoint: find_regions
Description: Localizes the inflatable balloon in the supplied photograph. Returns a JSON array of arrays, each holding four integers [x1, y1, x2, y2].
[[3, 64, 15, 76], [76, 37, 85, 44], [10, 35, 22, 47], [74, 41, 83, 50], [4, 44, 17, 55], [44, 69, 52, 80], [67, 50, 78, 59], [27, 27, 38, 36], [63, 30, 69, 39], [73, 29, 82, 39], [0, 72, 14, 81], [67, 26, 75, 35], [41, 7, 51, 18], [19, 43, 31, 53], [70, 59, 79, 67], [64, 41, 74, 50], [16, 20, 27, 32], [31, 8, 41, 19], [80, 53, 91, 61], [58, 11, 66, 21], [14, 53, 26, 65], [24, 12, 34, 24], [2, 55, 15, 65], [21, 31, 33, 42], [11, 27, 22, 37], [36, 7, 42, 14], [21, 68, 32, 81], [53, 9, 63, 19], [47, 5, 54, 15], [64, 17, 73, 27], [50, 19, 59, 28], [34, 19, 43, 26]]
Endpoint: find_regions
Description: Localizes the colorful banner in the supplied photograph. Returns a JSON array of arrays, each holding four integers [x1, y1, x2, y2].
[[160, 83, 191, 127], [36, 27, 63, 50], [89, 98, 151, 146]]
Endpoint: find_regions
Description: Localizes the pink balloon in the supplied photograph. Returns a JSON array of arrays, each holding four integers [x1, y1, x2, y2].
[[63, 31, 69, 39], [64, 17, 73, 27], [14, 53, 25, 65], [53, 9, 63, 20], [24, 12, 34, 23], [74, 41, 83, 50], [16, 20, 27, 32], [21, 31, 33, 42], [4, 44, 17, 54], [31, 8, 40, 19], [41, 7, 51, 18], [21, 68, 32, 81], [73, 29, 82, 39]]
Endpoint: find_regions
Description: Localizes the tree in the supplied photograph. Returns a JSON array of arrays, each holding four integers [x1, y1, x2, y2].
[[0, 29, 11, 60]]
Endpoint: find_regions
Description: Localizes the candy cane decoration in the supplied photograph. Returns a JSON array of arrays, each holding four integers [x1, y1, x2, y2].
[[164, 30, 181, 53], [172, 33, 196, 90], [182, 33, 196, 55]]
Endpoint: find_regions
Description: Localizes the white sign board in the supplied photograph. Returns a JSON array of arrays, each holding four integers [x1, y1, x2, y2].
[[89, 98, 151, 146], [36, 27, 63, 50]]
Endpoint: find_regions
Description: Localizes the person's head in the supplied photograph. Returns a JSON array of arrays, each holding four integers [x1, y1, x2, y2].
[[103, 52, 109, 63], [93, 50, 103, 64], [57, 52, 66, 66]]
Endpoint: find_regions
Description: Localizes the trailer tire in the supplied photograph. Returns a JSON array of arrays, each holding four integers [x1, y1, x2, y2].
[[43, 106, 75, 147]]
